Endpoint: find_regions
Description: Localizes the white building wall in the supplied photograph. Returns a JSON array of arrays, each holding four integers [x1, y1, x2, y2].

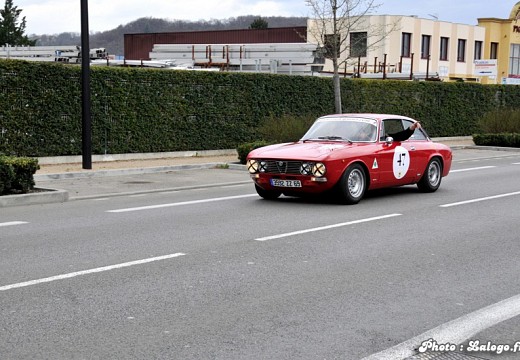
[[308, 15, 486, 81]]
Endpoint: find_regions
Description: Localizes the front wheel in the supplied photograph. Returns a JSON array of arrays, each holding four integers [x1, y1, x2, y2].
[[417, 158, 442, 192], [255, 184, 282, 200], [338, 164, 367, 204]]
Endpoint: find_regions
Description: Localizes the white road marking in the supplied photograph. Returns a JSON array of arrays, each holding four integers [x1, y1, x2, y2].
[[219, 184, 248, 189], [455, 155, 520, 163], [254, 214, 402, 241], [106, 194, 257, 213], [0, 221, 28, 227], [440, 191, 520, 208], [450, 166, 495, 173], [513, 162, 520, 165], [0, 253, 186, 292], [360, 293, 520, 359]]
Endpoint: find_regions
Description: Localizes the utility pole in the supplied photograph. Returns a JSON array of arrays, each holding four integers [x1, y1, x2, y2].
[[81, 0, 92, 169]]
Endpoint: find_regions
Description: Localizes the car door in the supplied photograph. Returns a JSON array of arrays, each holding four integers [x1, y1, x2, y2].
[[401, 120, 430, 179], [375, 118, 419, 186]]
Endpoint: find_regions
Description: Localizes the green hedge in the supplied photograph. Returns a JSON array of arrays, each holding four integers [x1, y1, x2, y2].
[[1, 59, 520, 157], [0, 155, 39, 194], [473, 133, 520, 147]]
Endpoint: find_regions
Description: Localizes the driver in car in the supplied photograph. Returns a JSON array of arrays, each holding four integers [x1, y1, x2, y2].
[[389, 122, 422, 141]]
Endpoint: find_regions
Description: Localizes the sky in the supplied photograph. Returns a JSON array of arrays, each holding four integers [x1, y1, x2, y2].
[[13, 0, 518, 35]]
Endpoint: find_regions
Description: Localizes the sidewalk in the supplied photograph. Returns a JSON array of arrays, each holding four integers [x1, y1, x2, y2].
[[35, 153, 240, 177]]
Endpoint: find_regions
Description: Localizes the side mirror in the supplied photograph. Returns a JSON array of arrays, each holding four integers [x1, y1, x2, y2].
[[385, 136, 394, 144]]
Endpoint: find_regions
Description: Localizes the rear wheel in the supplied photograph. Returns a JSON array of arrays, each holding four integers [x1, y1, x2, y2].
[[417, 158, 442, 192], [338, 163, 367, 204], [255, 184, 282, 200]]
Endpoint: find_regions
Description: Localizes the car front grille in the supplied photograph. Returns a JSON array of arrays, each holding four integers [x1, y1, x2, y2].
[[263, 160, 303, 175]]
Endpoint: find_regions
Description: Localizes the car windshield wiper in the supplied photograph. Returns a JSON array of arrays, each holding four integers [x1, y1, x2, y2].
[[302, 136, 352, 143], [317, 136, 352, 143]]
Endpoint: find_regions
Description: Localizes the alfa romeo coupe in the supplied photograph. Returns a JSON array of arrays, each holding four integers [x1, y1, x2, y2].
[[246, 114, 452, 204]]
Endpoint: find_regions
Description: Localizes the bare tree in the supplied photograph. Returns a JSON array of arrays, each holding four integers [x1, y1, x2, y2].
[[305, 0, 398, 113]]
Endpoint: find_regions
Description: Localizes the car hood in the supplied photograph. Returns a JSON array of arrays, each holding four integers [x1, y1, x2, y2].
[[251, 141, 356, 160]]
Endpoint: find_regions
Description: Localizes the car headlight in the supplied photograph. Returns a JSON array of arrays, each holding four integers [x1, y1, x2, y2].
[[312, 162, 326, 177], [300, 162, 313, 175], [259, 161, 268, 173], [247, 159, 259, 174]]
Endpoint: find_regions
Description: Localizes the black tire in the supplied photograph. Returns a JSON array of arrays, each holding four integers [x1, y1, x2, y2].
[[338, 163, 367, 204], [417, 158, 442, 192], [255, 184, 282, 200]]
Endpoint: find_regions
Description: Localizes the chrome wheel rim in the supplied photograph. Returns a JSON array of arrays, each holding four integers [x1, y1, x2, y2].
[[348, 169, 364, 198], [428, 161, 441, 187]]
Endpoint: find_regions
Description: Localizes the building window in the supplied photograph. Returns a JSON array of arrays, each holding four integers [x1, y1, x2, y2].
[[474, 41, 482, 60], [323, 34, 340, 59], [510, 44, 520, 76], [421, 35, 431, 59], [350, 32, 367, 58], [457, 39, 466, 62], [440, 37, 449, 61], [490, 42, 499, 59], [401, 33, 412, 57]]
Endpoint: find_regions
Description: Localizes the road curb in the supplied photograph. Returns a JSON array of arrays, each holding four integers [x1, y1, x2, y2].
[[462, 145, 520, 152], [34, 162, 241, 181], [69, 180, 252, 201], [0, 188, 68, 208], [37, 149, 238, 165]]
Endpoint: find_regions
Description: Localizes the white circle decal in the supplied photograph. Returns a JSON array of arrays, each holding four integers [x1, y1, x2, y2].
[[393, 146, 410, 179]]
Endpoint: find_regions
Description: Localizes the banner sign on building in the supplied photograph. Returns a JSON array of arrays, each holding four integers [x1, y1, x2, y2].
[[502, 77, 520, 85], [474, 59, 498, 76]]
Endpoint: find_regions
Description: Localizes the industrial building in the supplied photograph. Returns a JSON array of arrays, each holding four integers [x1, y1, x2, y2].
[[124, 27, 307, 61]]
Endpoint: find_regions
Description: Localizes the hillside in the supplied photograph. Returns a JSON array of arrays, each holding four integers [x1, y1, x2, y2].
[[32, 16, 307, 56]]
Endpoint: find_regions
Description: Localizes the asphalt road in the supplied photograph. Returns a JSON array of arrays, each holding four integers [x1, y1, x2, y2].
[[1, 149, 520, 360]]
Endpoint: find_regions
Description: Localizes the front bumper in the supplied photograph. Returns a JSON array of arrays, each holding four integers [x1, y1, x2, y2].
[[251, 173, 332, 193]]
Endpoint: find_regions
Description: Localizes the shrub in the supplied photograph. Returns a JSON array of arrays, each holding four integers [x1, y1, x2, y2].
[[478, 108, 520, 134], [473, 133, 520, 147], [257, 114, 316, 143], [0, 156, 39, 194], [5, 156, 40, 193], [0, 156, 15, 195], [236, 140, 272, 164]]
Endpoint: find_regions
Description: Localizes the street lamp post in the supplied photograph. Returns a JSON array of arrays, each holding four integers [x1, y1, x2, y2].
[[81, 0, 92, 169]]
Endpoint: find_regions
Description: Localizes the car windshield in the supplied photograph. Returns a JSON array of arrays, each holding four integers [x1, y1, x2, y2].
[[301, 117, 378, 142]]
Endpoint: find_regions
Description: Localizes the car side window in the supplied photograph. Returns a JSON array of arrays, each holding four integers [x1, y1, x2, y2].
[[381, 119, 404, 140], [403, 120, 427, 140]]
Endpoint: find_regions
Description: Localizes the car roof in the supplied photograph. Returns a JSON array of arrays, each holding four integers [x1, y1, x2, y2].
[[318, 113, 416, 122]]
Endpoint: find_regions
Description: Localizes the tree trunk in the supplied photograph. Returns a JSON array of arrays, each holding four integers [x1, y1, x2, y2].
[[332, 58, 342, 114]]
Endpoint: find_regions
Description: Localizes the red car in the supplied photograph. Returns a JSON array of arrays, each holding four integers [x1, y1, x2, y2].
[[246, 114, 452, 204]]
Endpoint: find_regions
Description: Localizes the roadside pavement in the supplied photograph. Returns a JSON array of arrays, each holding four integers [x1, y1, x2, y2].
[[34, 153, 249, 201]]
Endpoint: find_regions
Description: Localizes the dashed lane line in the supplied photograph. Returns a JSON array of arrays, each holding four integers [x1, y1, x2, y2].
[[450, 166, 495, 173], [0, 253, 186, 292], [361, 293, 520, 359], [0, 221, 28, 227], [440, 191, 520, 208], [106, 194, 257, 213], [254, 214, 402, 241]]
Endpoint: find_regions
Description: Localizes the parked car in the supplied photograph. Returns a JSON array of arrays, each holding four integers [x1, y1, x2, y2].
[[246, 114, 452, 204]]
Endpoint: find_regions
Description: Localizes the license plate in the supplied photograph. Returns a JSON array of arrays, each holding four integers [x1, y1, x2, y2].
[[270, 179, 302, 188]]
